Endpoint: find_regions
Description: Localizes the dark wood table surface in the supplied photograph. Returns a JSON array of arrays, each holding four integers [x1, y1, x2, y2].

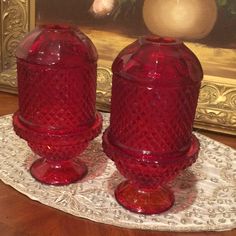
[[0, 91, 235, 236]]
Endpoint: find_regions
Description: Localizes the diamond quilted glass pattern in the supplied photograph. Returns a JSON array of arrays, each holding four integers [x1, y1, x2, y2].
[[13, 24, 102, 185], [103, 36, 203, 214]]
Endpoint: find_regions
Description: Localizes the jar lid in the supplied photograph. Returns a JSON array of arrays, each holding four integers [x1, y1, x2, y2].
[[112, 36, 203, 86]]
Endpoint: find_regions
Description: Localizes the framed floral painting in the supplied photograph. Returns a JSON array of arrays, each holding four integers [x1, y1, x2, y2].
[[0, 0, 235, 135]]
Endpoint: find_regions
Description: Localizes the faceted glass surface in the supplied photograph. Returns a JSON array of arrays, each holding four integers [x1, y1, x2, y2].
[[13, 24, 102, 185], [103, 36, 203, 214]]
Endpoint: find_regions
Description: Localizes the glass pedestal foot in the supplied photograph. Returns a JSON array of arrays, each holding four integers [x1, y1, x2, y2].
[[30, 158, 87, 185], [115, 180, 174, 215]]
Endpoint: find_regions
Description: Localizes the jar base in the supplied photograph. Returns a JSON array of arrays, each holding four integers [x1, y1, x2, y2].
[[30, 158, 87, 185], [115, 180, 174, 215]]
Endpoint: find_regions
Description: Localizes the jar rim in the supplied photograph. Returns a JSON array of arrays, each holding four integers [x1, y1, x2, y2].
[[37, 23, 78, 31], [139, 35, 182, 45]]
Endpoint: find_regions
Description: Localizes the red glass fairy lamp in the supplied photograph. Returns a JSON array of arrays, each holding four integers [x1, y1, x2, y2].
[[13, 1, 102, 185], [103, 0, 217, 214]]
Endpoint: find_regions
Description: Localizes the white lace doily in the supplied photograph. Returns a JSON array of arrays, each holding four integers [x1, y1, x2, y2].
[[0, 114, 235, 232]]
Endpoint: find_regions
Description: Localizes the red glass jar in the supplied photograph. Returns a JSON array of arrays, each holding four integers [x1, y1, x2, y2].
[[103, 36, 203, 214], [13, 24, 102, 185]]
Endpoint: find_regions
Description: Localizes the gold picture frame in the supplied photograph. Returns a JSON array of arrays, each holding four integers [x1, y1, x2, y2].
[[0, 0, 35, 93], [0, 0, 236, 135]]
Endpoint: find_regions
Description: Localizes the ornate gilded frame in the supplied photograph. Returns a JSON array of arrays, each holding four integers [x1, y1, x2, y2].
[[0, 0, 35, 93], [0, 0, 235, 135]]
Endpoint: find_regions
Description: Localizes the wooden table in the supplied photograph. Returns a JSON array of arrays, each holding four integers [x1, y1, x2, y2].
[[0, 91, 235, 236]]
